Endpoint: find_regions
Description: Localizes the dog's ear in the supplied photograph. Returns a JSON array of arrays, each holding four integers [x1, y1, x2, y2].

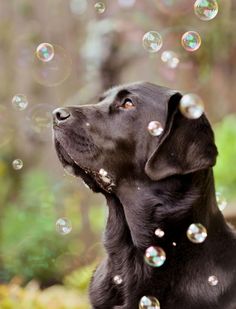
[[145, 93, 218, 181]]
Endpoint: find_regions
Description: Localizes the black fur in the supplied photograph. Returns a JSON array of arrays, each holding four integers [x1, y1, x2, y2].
[[53, 82, 236, 309]]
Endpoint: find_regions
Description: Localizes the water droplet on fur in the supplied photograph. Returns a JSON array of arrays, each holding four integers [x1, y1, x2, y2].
[[12, 159, 23, 170], [12, 94, 28, 111], [172, 242, 177, 246], [144, 246, 166, 267], [155, 228, 165, 238], [139, 296, 160, 309], [216, 192, 227, 211], [187, 223, 207, 243], [56, 218, 72, 235], [208, 275, 218, 286], [36, 43, 55, 62], [194, 0, 218, 21], [181, 31, 201, 52], [148, 121, 164, 136], [113, 275, 123, 285], [179, 94, 204, 119], [142, 31, 163, 53], [94, 2, 106, 13]]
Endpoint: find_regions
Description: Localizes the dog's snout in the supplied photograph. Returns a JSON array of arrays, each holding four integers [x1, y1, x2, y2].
[[53, 108, 71, 124]]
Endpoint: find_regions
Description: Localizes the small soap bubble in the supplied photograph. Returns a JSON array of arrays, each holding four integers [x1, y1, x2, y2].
[[12, 159, 23, 170], [216, 192, 227, 211], [139, 296, 160, 309], [94, 2, 106, 14], [27, 104, 52, 134], [36, 43, 55, 62], [12, 94, 28, 111], [113, 275, 123, 285], [142, 31, 163, 53], [155, 228, 165, 238], [181, 31, 201, 52], [161, 50, 180, 69], [194, 0, 218, 21], [208, 275, 218, 286], [148, 121, 164, 136], [187, 223, 207, 243], [144, 246, 166, 267], [179, 94, 204, 119], [56, 218, 72, 235], [33, 45, 72, 87]]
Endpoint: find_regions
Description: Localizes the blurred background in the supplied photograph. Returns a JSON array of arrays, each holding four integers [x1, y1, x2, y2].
[[0, 0, 236, 308]]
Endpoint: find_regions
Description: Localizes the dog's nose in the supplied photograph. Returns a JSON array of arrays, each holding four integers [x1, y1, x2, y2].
[[53, 108, 70, 124]]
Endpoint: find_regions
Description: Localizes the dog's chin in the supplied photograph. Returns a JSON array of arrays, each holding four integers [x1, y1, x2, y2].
[[54, 139, 114, 194]]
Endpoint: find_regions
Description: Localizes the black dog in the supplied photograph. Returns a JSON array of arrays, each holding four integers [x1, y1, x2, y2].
[[53, 82, 236, 309]]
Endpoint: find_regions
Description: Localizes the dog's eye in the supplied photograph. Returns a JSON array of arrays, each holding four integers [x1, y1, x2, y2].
[[120, 98, 135, 110]]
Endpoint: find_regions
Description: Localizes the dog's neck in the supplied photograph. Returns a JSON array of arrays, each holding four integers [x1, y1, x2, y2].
[[105, 168, 225, 250]]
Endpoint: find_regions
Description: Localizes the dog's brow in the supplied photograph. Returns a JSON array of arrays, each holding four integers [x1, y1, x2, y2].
[[115, 89, 131, 100]]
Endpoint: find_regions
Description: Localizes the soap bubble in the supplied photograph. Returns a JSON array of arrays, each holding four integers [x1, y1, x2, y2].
[[155, 228, 165, 238], [161, 50, 180, 69], [148, 121, 164, 136], [27, 104, 53, 136], [216, 192, 227, 211], [56, 218, 72, 235], [187, 223, 207, 243], [139, 296, 160, 309], [12, 159, 23, 170], [12, 94, 28, 111], [36, 43, 55, 62], [181, 31, 202, 52], [144, 246, 166, 267], [194, 0, 218, 21], [0, 106, 13, 148], [208, 275, 218, 286], [142, 31, 163, 53], [113, 275, 123, 285], [179, 94, 204, 119], [94, 2, 106, 14], [70, 0, 87, 15], [32, 45, 72, 87]]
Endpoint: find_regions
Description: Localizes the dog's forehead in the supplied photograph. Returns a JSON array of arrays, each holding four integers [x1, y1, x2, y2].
[[102, 82, 177, 105]]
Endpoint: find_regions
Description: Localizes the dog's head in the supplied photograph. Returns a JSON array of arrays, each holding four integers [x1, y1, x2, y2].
[[53, 82, 218, 194]]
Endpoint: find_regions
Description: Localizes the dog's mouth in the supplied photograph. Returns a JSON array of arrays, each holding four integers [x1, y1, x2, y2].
[[54, 139, 115, 194]]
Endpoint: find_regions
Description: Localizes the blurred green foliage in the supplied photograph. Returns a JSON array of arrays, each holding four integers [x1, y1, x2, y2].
[[214, 115, 236, 199]]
